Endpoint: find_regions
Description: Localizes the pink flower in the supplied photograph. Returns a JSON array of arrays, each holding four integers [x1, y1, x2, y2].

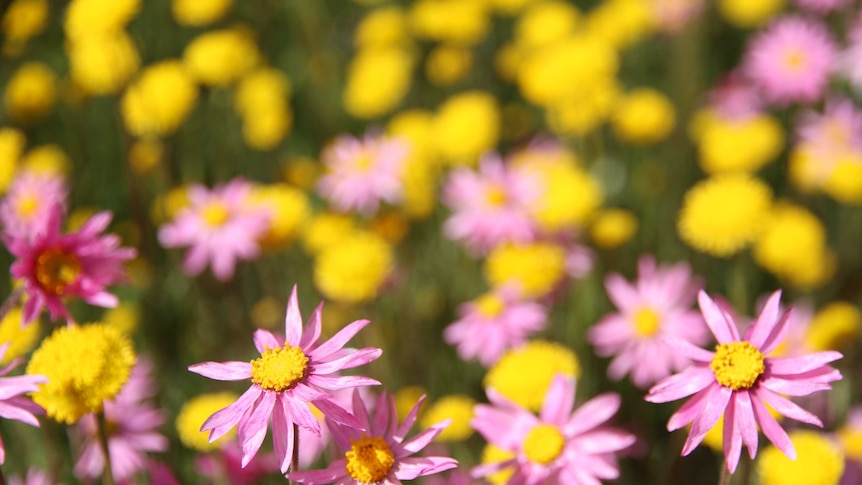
[[796, 98, 862, 162], [646, 290, 843, 473], [188, 285, 382, 473], [287, 390, 458, 484], [588, 256, 709, 388], [744, 16, 837, 106], [196, 443, 278, 485], [0, 170, 67, 242], [443, 154, 539, 254], [8, 469, 63, 485], [838, 20, 862, 91], [444, 286, 547, 367], [158, 178, 269, 281], [471, 374, 635, 485], [317, 133, 408, 215], [296, 387, 376, 469], [708, 73, 763, 120], [794, 0, 849, 14], [6, 205, 136, 325], [0, 343, 47, 464]]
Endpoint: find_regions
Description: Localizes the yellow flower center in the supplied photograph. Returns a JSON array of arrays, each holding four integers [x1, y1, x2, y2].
[[201, 202, 229, 227], [35, 247, 81, 296], [485, 185, 508, 206], [352, 152, 374, 171], [523, 424, 565, 465], [250, 346, 309, 392], [710, 342, 765, 390], [783, 50, 806, 73], [475, 293, 505, 318], [632, 307, 661, 337], [345, 435, 395, 483], [16, 195, 38, 218]]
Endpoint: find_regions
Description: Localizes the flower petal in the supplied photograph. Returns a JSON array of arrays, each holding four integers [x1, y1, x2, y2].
[[564, 393, 621, 436], [744, 290, 783, 350], [750, 390, 795, 460], [313, 397, 363, 431], [272, 395, 291, 474], [306, 374, 380, 391], [682, 384, 732, 456], [722, 392, 742, 473], [299, 302, 324, 350], [202, 386, 259, 441], [698, 291, 739, 343], [188, 361, 252, 381], [398, 419, 452, 456], [646, 366, 715, 404], [284, 286, 304, 347], [394, 394, 426, 443], [664, 338, 715, 363], [755, 387, 823, 427], [540, 374, 575, 425], [288, 459, 347, 485], [310, 348, 382, 375], [766, 351, 842, 376], [667, 385, 711, 431], [307, 319, 371, 361], [393, 456, 459, 480], [239, 391, 276, 467], [253, 329, 280, 354]]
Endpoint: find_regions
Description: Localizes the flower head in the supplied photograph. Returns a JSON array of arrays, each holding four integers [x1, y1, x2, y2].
[[0, 169, 67, 242], [646, 290, 843, 472], [757, 430, 844, 485], [484, 341, 580, 412], [188, 285, 382, 472], [0, 343, 47, 464], [176, 392, 239, 451]]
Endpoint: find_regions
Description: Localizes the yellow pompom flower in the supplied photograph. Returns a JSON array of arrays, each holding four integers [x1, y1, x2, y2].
[[434, 91, 500, 166], [388, 109, 436, 162], [482, 444, 516, 485], [515, 1, 580, 51], [586, 0, 654, 50], [183, 29, 259, 86], [823, 156, 862, 205], [421, 395, 475, 442], [546, 79, 620, 137], [21, 144, 71, 176], [425, 45, 473, 86], [234, 68, 291, 117], [343, 47, 413, 119], [410, 0, 490, 45], [121, 60, 198, 137], [806, 302, 861, 353], [757, 431, 843, 485], [590, 208, 638, 248], [388, 110, 439, 218], [64, 0, 140, 41], [0, 307, 40, 365], [2, 0, 49, 49], [696, 113, 784, 174], [4, 62, 57, 124], [27, 323, 136, 424], [612, 88, 676, 144], [172, 0, 231, 27], [302, 213, 357, 255], [0, 128, 25, 193], [484, 242, 566, 298], [719, 0, 783, 28], [250, 184, 310, 249], [68, 31, 140, 96], [677, 175, 772, 257], [176, 392, 239, 451], [516, 157, 603, 233], [241, 109, 291, 151], [313, 231, 393, 304], [355, 7, 410, 49], [484, 340, 580, 411]]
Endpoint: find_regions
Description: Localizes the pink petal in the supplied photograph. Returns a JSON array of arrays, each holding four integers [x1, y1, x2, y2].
[[299, 302, 324, 350], [397, 419, 451, 456], [755, 387, 823, 427], [188, 361, 252, 381], [202, 386, 259, 441], [0, 401, 40, 427], [284, 286, 304, 346], [667, 387, 711, 431], [564, 393, 621, 436], [645, 366, 715, 403], [682, 384, 732, 456], [744, 290, 783, 350], [253, 329, 281, 354], [308, 319, 371, 361], [272, 397, 292, 474], [540, 375, 575, 425], [750, 391, 795, 460], [734, 390, 759, 460], [394, 394, 426, 442], [313, 397, 363, 430], [306, 374, 380, 390], [239, 391, 276, 467], [698, 291, 739, 343], [766, 351, 842, 376], [288, 460, 347, 485], [393, 456, 459, 480], [310, 348, 382, 375], [722, 393, 743, 473], [664, 338, 715, 363], [286, 396, 321, 437], [759, 375, 834, 396]]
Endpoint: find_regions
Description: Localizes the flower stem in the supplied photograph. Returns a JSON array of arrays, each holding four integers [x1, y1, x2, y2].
[[0, 287, 24, 323], [96, 411, 115, 485], [0, 464, 7, 485], [719, 463, 732, 485], [287, 422, 299, 484]]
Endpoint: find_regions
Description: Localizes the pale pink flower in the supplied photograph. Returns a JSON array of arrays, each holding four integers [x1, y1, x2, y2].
[[444, 286, 547, 367], [443, 154, 539, 254], [287, 390, 458, 484], [646, 290, 843, 473], [796, 98, 862, 162], [0, 343, 47, 464], [317, 133, 408, 215], [650, 0, 704, 33], [837, 20, 862, 91], [709, 73, 763, 120], [8, 469, 63, 485], [588, 256, 708, 388], [188, 285, 382, 473], [158, 178, 269, 281], [0, 170, 67, 242], [472, 374, 636, 485], [744, 16, 837, 106], [6, 205, 136, 325]]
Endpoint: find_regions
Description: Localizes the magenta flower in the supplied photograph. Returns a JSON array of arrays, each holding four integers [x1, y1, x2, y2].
[[588, 256, 709, 388], [188, 285, 383, 473], [287, 390, 458, 484], [0, 343, 47, 464], [296, 387, 376, 469], [6, 205, 136, 325], [646, 290, 843, 473], [317, 133, 408, 215], [0, 170, 68, 242], [158, 178, 269, 281], [472, 374, 635, 485], [444, 286, 547, 367]]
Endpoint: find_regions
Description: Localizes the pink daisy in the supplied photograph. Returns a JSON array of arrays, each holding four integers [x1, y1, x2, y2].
[[317, 133, 408, 215], [287, 390, 458, 484], [296, 387, 376, 469], [188, 285, 382, 473], [6, 205, 136, 325], [645, 290, 844, 473], [158, 178, 270, 281], [0, 170, 68, 242], [838, 18, 862, 91], [0, 343, 48, 465], [744, 16, 837, 106], [444, 285, 547, 367], [708, 73, 763, 120], [587, 256, 709, 388], [442, 153, 539, 254], [471, 374, 636, 485], [797, 98, 862, 160]]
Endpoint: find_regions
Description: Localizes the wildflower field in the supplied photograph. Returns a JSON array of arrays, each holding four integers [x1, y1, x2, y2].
[[1, 0, 862, 484]]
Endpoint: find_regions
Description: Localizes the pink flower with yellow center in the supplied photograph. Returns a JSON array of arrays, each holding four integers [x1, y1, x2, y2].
[[0, 343, 47, 465], [0, 170, 67, 242]]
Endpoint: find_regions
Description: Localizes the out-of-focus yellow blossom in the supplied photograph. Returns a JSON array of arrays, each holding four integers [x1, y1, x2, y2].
[[388, 110, 436, 161], [719, 0, 783, 28], [515, 155, 603, 232], [68, 31, 140, 96], [482, 444, 516, 485], [370, 211, 409, 244], [426, 45, 472, 86], [234, 68, 292, 117], [703, 405, 781, 451], [677, 174, 772, 257], [694, 111, 784, 174], [282, 156, 320, 190], [0, 129, 24, 193], [824, 157, 862, 205], [150, 185, 190, 225], [410, 0, 490, 45], [355, 7, 410, 49], [515, 1, 579, 51], [586, 0, 655, 50], [176, 392, 239, 451], [251, 297, 282, 329], [314, 231, 393, 304], [394, 386, 426, 422], [2, 0, 49, 53], [172, 0, 231, 27], [547, 79, 620, 136], [484, 340, 580, 411], [65, 0, 139, 40], [753, 203, 834, 289], [343, 47, 413, 119], [183, 29, 259, 87], [483, 0, 539, 15], [0, 307, 40, 365], [788, 146, 824, 194], [433, 91, 499, 166], [21, 144, 71, 176], [421, 395, 475, 442], [612, 88, 676, 144], [302, 213, 357, 255], [121, 61, 198, 137], [129, 138, 163, 174], [806, 302, 861, 353], [4, 62, 56, 124], [838, 414, 862, 462], [242, 110, 291, 151], [485, 242, 566, 298], [757, 431, 843, 485], [250, 184, 309, 249], [494, 43, 523, 82], [590, 209, 638, 249], [388, 110, 439, 218], [103, 303, 139, 335]]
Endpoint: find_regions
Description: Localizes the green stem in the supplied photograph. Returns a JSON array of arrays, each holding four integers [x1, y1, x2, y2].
[[96, 411, 115, 485], [719, 463, 732, 485], [0, 464, 7, 485]]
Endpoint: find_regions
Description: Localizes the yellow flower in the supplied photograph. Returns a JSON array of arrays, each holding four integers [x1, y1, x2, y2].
[[313, 231, 393, 304], [425, 44, 473, 86], [249, 184, 310, 249], [102, 303, 139, 335], [128, 138, 163, 174], [514, 1, 580, 51], [183, 29, 259, 86], [302, 213, 357, 255], [696, 112, 784, 174], [241, 107, 291, 151], [27, 323, 136, 424], [4, 62, 56, 123], [806, 302, 861, 353], [546, 79, 620, 136], [0, 307, 40, 365], [388, 110, 439, 218], [172, 0, 231, 27], [757, 431, 843, 485], [21, 144, 71, 176], [482, 444, 516, 485], [410, 0, 490, 45], [394, 386, 427, 422], [370, 211, 409, 244], [484, 340, 580, 411], [343, 47, 413, 119], [719, 0, 783, 28], [590, 208, 638, 248], [176, 392, 239, 451], [421, 395, 475, 442], [234, 68, 291, 117], [68, 31, 140, 96], [0, 128, 25, 193], [355, 7, 410, 49], [64, 0, 139, 40], [388, 109, 436, 161], [121, 60, 198, 137], [150, 185, 191, 225], [585, 0, 655, 49], [485, 242, 566, 298], [282, 156, 321, 190], [433, 91, 499, 166], [2, 0, 49, 47], [677, 175, 772, 257], [823, 156, 862, 205], [483, 0, 539, 15], [612, 88, 676, 144]]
